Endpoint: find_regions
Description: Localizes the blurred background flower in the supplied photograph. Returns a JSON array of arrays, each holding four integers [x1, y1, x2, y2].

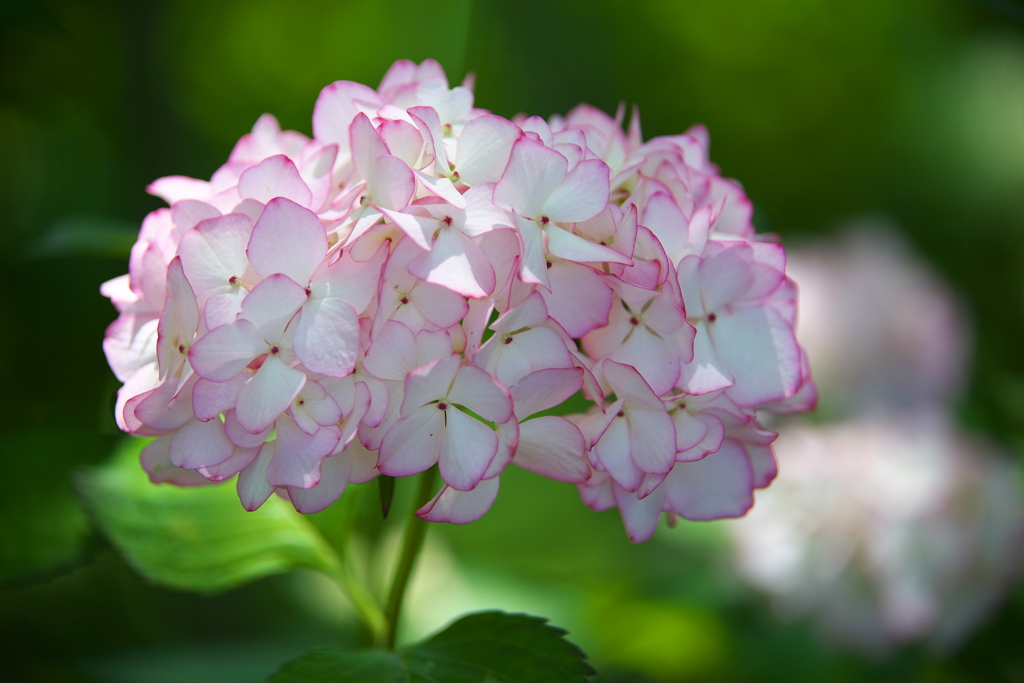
[[3, 1, 1024, 681]]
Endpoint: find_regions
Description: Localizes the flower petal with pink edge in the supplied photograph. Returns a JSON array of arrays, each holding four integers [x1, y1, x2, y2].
[[418, 477, 500, 524], [455, 114, 521, 187], [236, 354, 307, 434], [238, 155, 313, 207], [543, 158, 610, 223], [197, 446, 260, 482], [313, 81, 383, 148], [441, 408, 499, 490], [369, 155, 416, 211], [494, 137, 567, 218], [510, 367, 584, 418], [267, 418, 340, 489], [409, 227, 495, 298], [295, 297, 360, 377], [237, 442, 277, 511], [189, 320, 266, 382], [448, 364, 514, 424], [515, 416, 589, 483], [169, 417, 235, 469], [177, 213, 254, 297], [141, 437, 218, 486], [612, 484, 664, 543], [378, 406, 445, 477], [247, 197, 327, 284], [288, 452, 351, 514], [710, 305, 802, 406], [663, 438, 755, 520]]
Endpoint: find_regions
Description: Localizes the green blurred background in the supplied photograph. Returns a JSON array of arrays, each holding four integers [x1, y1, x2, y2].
[[2, 0, 1024, 680]]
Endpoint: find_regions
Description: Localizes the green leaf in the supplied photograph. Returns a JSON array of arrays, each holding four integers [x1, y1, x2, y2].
[[268, 611, 595, 682], [77, 438, 342, 594]]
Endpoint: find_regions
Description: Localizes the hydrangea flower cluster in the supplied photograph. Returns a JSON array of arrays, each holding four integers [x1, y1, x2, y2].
[[102, 59, 814, 541], [728, 227, 1023, 652]]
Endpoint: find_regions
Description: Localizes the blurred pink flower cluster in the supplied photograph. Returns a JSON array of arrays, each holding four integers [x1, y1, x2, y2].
[[102, 59, 813, 539], [729, 228, 1023, 653]]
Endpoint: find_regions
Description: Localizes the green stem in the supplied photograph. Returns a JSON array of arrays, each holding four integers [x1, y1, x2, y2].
[[334, 560, 388, 648], [383, 467, 438, 649]]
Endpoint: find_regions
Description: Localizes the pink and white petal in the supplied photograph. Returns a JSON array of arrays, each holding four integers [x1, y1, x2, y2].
[[542, 263, 612, 338], [238, 155, 313, 207], [417, 477, 500, 524], [612, 484, 664, 543], [342, 437, 380, 484], [189, 320, 266, 382], [349, 112, 391, 180], [508, 327, 574, 373], [407, 105, 449, 170], [171, 199, 221, 234], [295, 298, 360, 377], [103, 314, 158, 383], [440, 408, 498, 491], [640, 192, 689, 262], [493, 137, 567, 218], [401, 356, 459, 418], [378, 118, 425, 168], [192, 374, 247, 422], [406, 280, 470, 329], [141, 436, 218, 486], [409, 228, 495, 298], [369, 155, 416, 211], [671, 409, 711, 457], [601, 360, 664, 412], [711, 305, 801, 406], [299, 383, 344, 428], [134, 379, 195, 431], [235, 354, 307, 433], [267, 419, 340, 489], [378, 406, 445, 476], [448, 364, 513, 424], [627, 408, 677, 476], [461, 184, 516, 236], [697, 243, 756, 313], [147, 175, 210, 204], [313, 82, 383, 149], [456, 114, 521, 187], [542, 158, 610, 223], [196, 445, 260, 481], [238, 273, 308, 340], [510, 367, 584, 418], [237, 442, 277, 511], [578, 471, 615, 511], [515, 416, 589, 483], [591, 418, 644, 493], [413, 169, 466, 209], [514, 213, 549, 288], [203, 289, 247, 330], [169, 417, 235, 469], [477, 339, 532, 389], [614, 330, 681, 397], [744, 440, 778, 489], [362, 320, 418, 381], [177, 213, 253, 295], [288, 452, 351, 513], [156, 258, 198, 375], [663, 439, 755, 520], [116, 365, 161, 434], [678, 329, 733, 396], [316, 242, 388, 312], [225, 409, 272, 448], [247, 197, 327, 283], [378, 206, 433, 250]]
